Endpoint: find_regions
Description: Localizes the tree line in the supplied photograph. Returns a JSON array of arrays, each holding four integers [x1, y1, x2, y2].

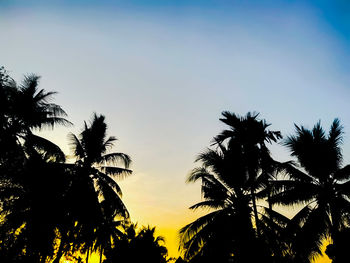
[[0, 68, 169, 263], [180, 112, 350, 263], [1, 67, 350, 263]]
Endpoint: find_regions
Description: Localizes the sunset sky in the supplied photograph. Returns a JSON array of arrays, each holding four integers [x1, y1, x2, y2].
[[2, 1, 350, 262]]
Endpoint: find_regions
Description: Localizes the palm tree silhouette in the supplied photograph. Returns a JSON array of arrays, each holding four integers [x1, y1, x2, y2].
[[68, 113, 131, 263], [104, 224, 169, 263], [270, 119, 350, 262], [180, 112, 285, 262], [213, 111, 282, 233], [0, 72, 70, 165], [180, 142, 287, 262], [0, 71, 72, 262]]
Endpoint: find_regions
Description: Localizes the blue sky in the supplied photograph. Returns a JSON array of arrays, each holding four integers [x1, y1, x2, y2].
[[1, 1, 350, 260]]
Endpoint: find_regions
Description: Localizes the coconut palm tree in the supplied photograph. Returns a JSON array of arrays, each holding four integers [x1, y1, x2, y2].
[[270, 119, 350, 262], [180, 141, 288, 263], [213, 111, 282, 234], [0, 71, 72, 262], [11, 74, 71, 131], [67, 113, 132, 263], [0, 71, 70, 167], [104, 224, 169, 263]]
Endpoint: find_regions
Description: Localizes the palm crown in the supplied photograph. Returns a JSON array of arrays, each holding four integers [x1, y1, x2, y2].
[[271, 119, 350, 261]]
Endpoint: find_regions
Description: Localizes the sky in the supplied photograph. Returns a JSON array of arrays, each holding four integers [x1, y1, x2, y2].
[[1, 0, 350, 262]]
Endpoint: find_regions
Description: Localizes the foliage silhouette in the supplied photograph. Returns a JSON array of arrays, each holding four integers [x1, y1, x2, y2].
[[0, 69, 72, 262], [180, 112, 287, 263], [103, 223, 169, 263], [270, 119, 350, 262], [3, 68, 350, 263], [0, 69, 132, 263], [213, 111, 282, 229], [66, 113, 132, 263], [325, 228, 350, 263]]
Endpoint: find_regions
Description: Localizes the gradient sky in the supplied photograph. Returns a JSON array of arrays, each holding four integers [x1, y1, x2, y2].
[[2, 1, 350, 262]]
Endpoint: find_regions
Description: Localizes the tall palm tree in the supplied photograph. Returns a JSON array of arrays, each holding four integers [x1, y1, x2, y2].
[[213, 111, 282, 234], [270, 119, 350, 262], [68, 113, 132, 263], [180, 141, 287, 263], [0, 71, 72, 262]]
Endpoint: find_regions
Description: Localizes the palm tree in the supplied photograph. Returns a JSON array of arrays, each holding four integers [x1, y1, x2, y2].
[[213, 111, 282, 233], [270, 119, 350, 262], [180, 112, 287, 262], [104, 224, 169, 263], [0, 71, 70, 167], [180, 141, 287, 263], [68, 113, 132, 263], [0, 71, 72, 262], [135, 226, 168, 263]]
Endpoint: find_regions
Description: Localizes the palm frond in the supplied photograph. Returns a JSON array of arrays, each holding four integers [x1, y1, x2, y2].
[[269, 182, 318, 207], [187, 167, 213, 183], [189, 200, 226, 211], [25, 134, 66, 162], [95, 171, 123, 196], [99, 153, 131, 168], [100, 166, 132, 179], [94, 178, 129, 219], [34, 117, 72, 130], [103, 136, 117, 149], [68, 133, 85, 160], [276, 161, 314, 182]]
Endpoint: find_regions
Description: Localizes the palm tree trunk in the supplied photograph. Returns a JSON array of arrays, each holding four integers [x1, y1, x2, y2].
[[86, 248, 90, 263], [251, 188, 260, 236], [99, 245, 103, 263]]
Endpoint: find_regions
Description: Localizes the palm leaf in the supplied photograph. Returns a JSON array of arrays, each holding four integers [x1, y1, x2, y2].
[[99, 153, 131, 168], [68, 133, 85, 160], [100, 166, 132, 178], [25, 134, 66, 162]]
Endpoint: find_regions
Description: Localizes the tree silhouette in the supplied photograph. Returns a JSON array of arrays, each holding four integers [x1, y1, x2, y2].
[[67, 113, 132, 263], [213, 111, 282, 231], [270, 119, 350, 262], [180, 144, 286, 262], [104, 224, 169, 263], [180, 112, 289, 263], [0, 69, 70, 166], [0, 70, 72, 262]]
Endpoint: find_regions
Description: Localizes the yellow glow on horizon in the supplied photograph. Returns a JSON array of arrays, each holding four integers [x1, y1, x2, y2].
[[312, 238, 331, 263]]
